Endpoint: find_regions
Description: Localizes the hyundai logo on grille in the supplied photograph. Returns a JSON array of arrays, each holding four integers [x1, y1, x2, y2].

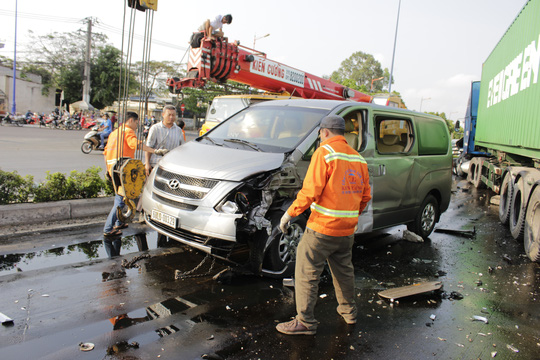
[[168, 179, 181, 190]]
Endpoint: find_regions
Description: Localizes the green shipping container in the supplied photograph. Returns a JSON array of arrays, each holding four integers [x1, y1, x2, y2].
[[476, 0, 540, 160]]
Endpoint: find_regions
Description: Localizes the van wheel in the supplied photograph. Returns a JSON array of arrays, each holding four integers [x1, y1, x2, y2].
[[81, 141, 92, 154], [407, 195, 439, 239], [263, 212, 307, 278], [499, 172, 513, 225], [510, 177, 526, 241], [524, 186, 540, 262]]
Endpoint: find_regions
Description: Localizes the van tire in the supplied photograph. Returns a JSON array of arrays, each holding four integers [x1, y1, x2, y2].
[[509, 177, 526, 241], [499, 172, 513, 225], [407, 195, 439, 239], [524, 186, 540, 262], [263, 212, 307, 278]]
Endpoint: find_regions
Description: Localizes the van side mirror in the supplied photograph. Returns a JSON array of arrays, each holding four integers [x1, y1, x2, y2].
[[454, 120, 460, 132]]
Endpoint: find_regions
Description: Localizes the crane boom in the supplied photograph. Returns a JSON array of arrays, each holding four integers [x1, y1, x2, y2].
[[167, 37, 372, 103]]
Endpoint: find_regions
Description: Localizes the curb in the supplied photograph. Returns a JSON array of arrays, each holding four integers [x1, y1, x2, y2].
[[0, 197, 114, 227]]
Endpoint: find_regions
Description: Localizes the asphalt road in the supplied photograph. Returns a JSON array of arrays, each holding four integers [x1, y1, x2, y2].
[[0, 177, 539, 359], [0, 124, 198, 182]]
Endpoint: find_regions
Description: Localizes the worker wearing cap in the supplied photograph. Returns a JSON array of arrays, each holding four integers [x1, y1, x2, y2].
[[276, 115, 372, 335]]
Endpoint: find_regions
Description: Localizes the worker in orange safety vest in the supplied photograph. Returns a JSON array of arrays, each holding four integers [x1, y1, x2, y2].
[[103, 111, 168, 237], [276, 114, 372, 335]]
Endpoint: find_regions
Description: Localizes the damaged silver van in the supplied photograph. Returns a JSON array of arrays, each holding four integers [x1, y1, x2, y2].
[[141, 99, 452, 277]]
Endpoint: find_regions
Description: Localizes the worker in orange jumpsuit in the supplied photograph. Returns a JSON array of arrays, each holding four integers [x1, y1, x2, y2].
[[276, 115, 372, 335], [103, 111, 168, 237]]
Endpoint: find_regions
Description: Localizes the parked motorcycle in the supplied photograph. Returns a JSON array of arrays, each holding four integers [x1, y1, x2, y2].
[[1, 113, 24, 126], [81, 127, 108, 154]]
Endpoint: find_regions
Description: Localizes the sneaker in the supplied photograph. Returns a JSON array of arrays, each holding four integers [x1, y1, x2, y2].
[[276, 319, 316, 335]]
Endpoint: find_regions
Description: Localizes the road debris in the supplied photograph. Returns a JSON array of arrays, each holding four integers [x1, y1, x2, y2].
[[491, 351, 497, 358], [378, 281, 443, 300], [434, 227, 476, 238], [0, 312, 14, 325], [402, 230, 424, 243], [472, 315, 489, 324], [79, 342, 95, 351], [506, 344, 519, 353], [440, 291, 464, 301], [106, 341, 139, 354]]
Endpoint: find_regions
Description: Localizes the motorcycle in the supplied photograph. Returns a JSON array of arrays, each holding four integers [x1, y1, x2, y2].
[[81, 127, 108, 154], [1, 113, 24, 126]]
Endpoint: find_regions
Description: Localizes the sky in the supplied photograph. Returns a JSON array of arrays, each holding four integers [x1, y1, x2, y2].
[[0, 0, 528, 120]]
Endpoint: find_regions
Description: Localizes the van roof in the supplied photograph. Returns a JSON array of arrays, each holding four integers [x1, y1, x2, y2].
[[250, 99, 443, 120]]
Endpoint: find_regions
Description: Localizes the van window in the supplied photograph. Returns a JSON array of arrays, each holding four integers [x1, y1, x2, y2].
[[415, 116, 449, 155], [375, 117, 413, 154]]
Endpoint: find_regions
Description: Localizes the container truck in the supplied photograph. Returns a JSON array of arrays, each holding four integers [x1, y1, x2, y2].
[[455, 0, 540, 262]]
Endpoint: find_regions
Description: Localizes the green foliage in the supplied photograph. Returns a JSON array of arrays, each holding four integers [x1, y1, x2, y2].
[[329, 51, 390, 92], [0, 170, 34, 204], [0, 168, 111, 204]]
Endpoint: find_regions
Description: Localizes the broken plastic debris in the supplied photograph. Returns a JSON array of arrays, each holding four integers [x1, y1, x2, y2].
[[430, 314, 436, 321], [225, 305, 231, 310], [491, 351, 497, 358], [319, 294, 327, 299], [403, 230, 424, 243], [434, 227, 476, 238], [42, 294, 49, 297], [79, 342, 95, 352], [378, 281, 442, 300], [282, 278, 295, 287], [0, 312, 14, 325], [207, 335, 214, 340], [506, 344, 519, 353], [472, 315, 489, 324]]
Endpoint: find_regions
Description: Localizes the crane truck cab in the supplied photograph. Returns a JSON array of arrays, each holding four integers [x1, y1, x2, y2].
[[141, 99, 452, 277]]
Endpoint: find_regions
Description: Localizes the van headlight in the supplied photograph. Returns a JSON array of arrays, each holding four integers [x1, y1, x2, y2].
[[215, 200, 239, 214]]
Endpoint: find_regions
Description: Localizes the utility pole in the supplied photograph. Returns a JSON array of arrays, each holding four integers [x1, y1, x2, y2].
[[82, 17, 93, 105], [11, 0, 18, 114], [388, 0, 401, 95]]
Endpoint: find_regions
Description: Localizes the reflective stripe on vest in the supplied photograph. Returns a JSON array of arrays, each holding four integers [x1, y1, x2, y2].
[[310, 202, 359, 218], [322, 144, 366, 164]]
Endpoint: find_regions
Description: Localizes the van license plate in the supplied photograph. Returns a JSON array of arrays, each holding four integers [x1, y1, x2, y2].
[[151, 210, 177, 228]]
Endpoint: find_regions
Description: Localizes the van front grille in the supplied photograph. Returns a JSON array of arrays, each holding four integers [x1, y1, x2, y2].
[[154, 167, 218, 199]]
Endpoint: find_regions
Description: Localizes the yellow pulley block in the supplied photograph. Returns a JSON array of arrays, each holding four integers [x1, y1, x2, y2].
[[128, 0, 158, 11], [115, 159, 146, 223]]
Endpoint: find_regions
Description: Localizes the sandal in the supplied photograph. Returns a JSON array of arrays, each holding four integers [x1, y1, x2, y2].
[[114, 223, 129, 230], [104, 229, 122, 237]]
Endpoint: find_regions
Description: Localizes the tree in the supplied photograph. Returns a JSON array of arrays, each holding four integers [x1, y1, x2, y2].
[[91, 45, 137, 109], [24, 29, 108, 90], [329, 51, 390, 93]]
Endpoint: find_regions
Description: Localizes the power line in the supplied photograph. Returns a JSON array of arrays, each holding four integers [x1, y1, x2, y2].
[[0, 10, 187, 52]]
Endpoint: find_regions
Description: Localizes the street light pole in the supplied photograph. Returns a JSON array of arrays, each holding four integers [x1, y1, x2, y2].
[[419, 97, 431, 112], [253, 33, 270, 49], [388, 0, 401, 95], [11, 0, 18, 115]]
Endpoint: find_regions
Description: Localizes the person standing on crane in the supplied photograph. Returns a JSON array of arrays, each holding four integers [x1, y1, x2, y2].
[[103, 111, 169, 237], [199, 14, 232, 40], [275, 115, 372, 335]]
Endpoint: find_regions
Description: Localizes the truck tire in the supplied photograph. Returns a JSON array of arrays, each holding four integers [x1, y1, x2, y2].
[[524, 186, 540, 262], [407, 194, 439, 239], [509, 177, 526, 240], [499, 172, 513, 225], [263, 211, 307, 278]]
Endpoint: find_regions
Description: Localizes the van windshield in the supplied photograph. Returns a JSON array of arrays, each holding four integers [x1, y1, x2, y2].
[[203, 106, 326, 153], [206, 97, 251, 123]]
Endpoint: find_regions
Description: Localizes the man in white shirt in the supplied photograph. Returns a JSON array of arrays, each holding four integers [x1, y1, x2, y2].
[[198, 14, 233, 40], [145, 105, 184, 176]]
